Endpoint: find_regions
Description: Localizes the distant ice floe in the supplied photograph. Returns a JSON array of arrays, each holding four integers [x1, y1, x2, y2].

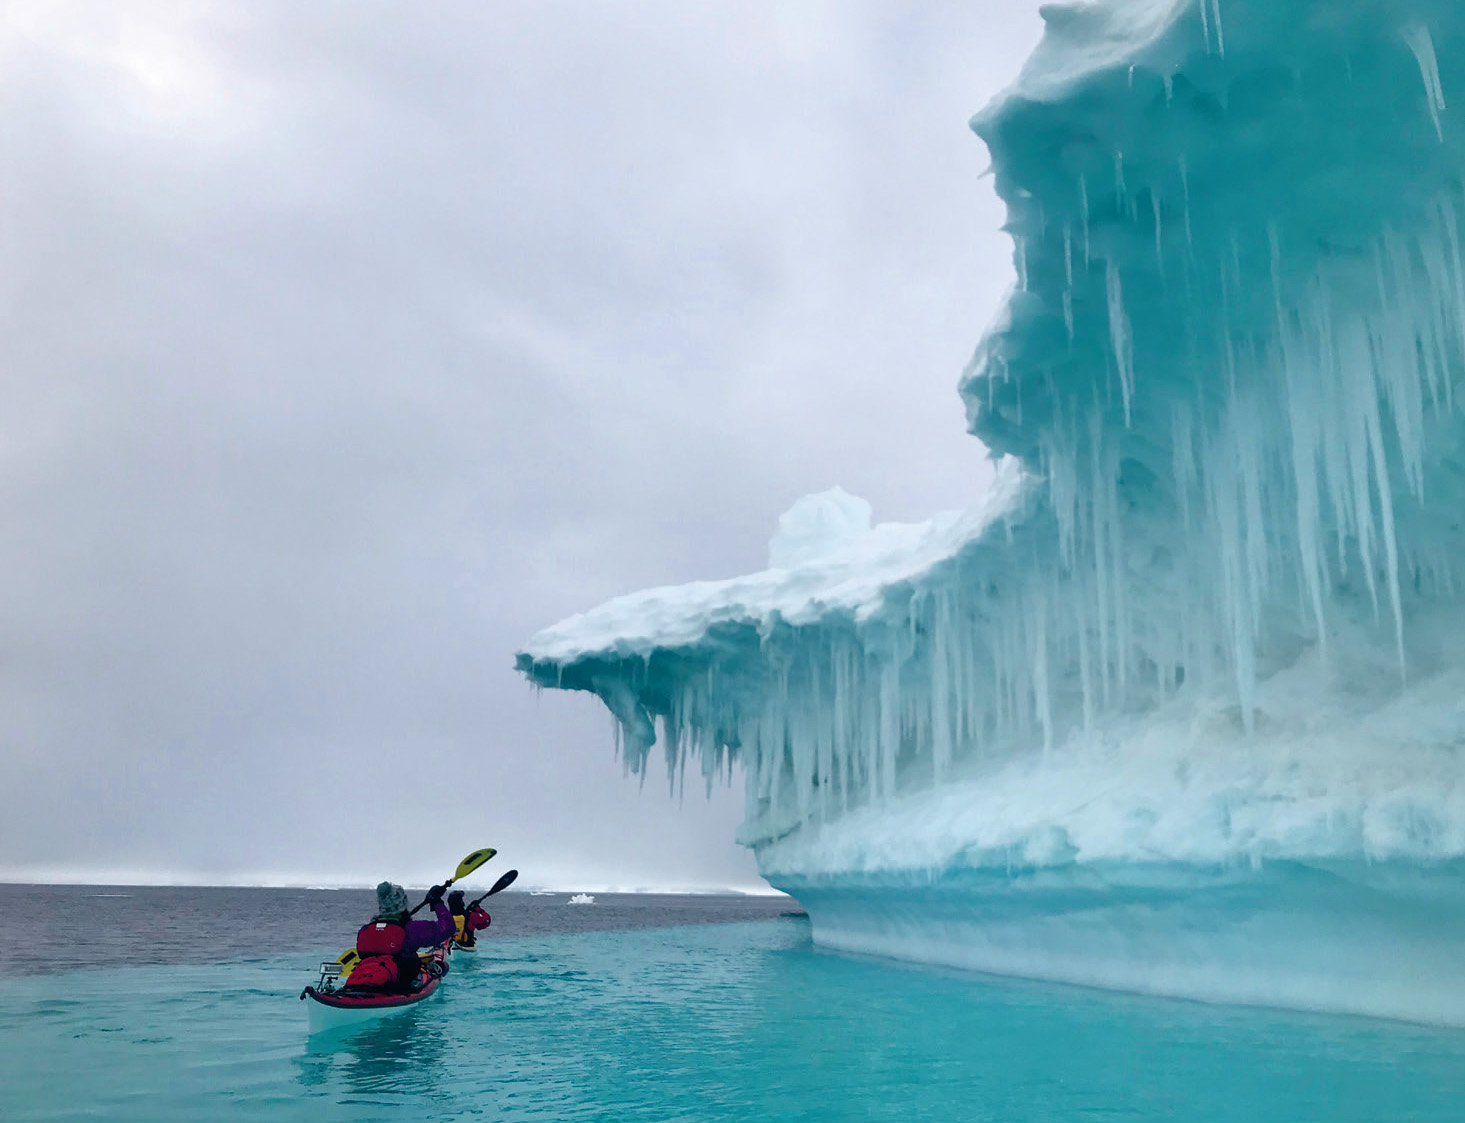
[[567, 893, 595, 905]]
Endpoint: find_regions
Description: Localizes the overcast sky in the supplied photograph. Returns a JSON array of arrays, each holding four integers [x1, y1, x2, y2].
[[0, 1, 1043, 890]]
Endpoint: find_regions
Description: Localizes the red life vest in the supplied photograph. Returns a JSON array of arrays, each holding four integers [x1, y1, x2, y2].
[[356, 921, 408, 956]]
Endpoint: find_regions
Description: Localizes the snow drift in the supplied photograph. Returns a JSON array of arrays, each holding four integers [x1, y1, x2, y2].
[[519, 0, 1465, 1023]]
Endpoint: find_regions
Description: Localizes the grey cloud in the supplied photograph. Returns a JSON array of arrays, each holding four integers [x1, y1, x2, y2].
[[0, 1, 1043, 887]]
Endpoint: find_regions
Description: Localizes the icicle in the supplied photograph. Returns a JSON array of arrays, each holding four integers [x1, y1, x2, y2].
[[1153, 192, 1165, 274], [1172, 402, 1196, 533], [1079, 173, 1091, 266], [1280, 301, 1330, 658], [1339, 320, 1382, 621], [1090, 411, 1113, 708], [878, 659, 899, 803], [1031, 593, 1052, 756], [1361, 347, 1408, 681], [1106, 261, 1135, 425], [1063, 225, 1075, 342], [1441, 201, 1465, 416], [1179, 155, 1194, 255], [1076, 579, 1094, 735], [1403, 22, 1446, 141]]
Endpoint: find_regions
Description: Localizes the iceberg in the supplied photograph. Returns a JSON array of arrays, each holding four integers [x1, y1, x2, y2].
[[519, 0, 1465, 1024]]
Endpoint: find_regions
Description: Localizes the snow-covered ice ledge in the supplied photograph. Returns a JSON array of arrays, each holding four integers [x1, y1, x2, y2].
[[520, 0, 1465, 1023]]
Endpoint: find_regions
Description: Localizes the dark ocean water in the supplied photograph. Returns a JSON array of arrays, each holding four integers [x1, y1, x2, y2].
[[0, 883, 801, 976]]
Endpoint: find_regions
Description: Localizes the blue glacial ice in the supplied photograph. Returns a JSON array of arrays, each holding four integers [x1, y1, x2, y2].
[[519, 0, 1465, 1024]]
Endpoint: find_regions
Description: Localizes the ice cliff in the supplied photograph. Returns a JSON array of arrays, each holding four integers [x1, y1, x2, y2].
[[519, 0, 1465, 1024]]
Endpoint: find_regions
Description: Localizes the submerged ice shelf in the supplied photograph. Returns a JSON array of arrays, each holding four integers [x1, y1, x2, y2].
[[520, 0, 1465, 1022]]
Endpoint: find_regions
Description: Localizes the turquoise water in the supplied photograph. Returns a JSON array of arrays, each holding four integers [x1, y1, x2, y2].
[[3, 916, 1463, 1121]]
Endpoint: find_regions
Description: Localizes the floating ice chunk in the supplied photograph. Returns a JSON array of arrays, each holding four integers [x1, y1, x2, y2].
[[568, 893, 595, 905]]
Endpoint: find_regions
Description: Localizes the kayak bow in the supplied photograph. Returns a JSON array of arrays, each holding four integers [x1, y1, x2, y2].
[[300, 943, 450, 1033]]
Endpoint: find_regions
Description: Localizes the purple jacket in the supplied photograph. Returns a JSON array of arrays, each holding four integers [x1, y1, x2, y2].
[[402, 901, 454, 950]]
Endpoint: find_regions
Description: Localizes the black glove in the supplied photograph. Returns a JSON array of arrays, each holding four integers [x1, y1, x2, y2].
[[426, 883, 446, 905]]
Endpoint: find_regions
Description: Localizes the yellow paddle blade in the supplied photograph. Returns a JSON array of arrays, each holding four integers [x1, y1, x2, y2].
[[454, 848, 495, 881], [336, 948, 361, 980]]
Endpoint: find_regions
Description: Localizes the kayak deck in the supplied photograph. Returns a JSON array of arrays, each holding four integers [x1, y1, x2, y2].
[[304, 974, 441, 1009], [302, 975, 442, 1032], [301, 946, 449, 1034]]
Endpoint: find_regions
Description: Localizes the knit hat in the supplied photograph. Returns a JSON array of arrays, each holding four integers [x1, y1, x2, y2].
[[375, 881, 410, 920], [447, 889, 465, 914]]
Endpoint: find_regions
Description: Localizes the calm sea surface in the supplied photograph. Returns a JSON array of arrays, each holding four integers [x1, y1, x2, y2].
[[0, 884, 798, 976], [2, 885, 1463, 1121]]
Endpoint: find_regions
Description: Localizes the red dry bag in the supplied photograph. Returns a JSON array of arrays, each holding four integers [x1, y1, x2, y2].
[[346, 955, 399, 989]]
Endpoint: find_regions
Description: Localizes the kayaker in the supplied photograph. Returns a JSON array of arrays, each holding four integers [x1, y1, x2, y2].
[[466, 902, 491, 942], [448, 890, 470, 947], [448, 889, 492, 948], [352, 881, 454, 992]]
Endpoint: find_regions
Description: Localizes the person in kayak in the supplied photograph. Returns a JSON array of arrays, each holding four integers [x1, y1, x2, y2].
[[448, 890, 469, 947], [466, 900, 491, 942], [448, 890, 492, 948], [351, 881, 454, 993]]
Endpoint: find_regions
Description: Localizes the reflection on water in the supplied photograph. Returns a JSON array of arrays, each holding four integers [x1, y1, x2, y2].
[[299, 1012, 449, 1101]]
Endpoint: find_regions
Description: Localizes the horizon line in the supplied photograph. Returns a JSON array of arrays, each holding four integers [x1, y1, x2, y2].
[[0, 877, 790, 897]]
